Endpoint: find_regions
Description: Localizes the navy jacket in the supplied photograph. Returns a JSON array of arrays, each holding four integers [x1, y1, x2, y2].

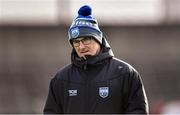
[[43, 37, 149, 114]]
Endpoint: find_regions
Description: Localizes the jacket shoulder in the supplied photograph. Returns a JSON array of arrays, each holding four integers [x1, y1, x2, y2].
[[111, 57, 139, 75], [53, 64, 73, 80], [111, 57, 134, 69]]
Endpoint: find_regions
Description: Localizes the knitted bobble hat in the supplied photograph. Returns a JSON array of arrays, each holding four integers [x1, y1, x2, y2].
[[68, 5, 103, 45]]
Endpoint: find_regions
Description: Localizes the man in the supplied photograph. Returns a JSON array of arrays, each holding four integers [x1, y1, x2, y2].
[[43, 5, 149, 114]]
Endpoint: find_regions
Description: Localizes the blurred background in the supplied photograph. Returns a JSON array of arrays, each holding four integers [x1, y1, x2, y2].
[[0, 0, 180, 114]]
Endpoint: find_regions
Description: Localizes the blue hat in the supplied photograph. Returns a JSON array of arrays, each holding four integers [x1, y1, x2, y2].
[[68, 5, 103, 44]]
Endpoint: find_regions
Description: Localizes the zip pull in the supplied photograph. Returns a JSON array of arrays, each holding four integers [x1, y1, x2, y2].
[[82, 56, 87, 70], [83, 64, 87, 70]]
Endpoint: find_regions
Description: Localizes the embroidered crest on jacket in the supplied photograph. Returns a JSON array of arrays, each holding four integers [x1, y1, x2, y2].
[[99, 87, 109, 98]]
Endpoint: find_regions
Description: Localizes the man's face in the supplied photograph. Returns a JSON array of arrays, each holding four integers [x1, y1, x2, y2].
[[72, 36, 101, 58]]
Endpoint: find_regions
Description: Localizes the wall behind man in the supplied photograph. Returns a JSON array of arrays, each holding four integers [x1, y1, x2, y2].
[[0, 25, 180, 113]]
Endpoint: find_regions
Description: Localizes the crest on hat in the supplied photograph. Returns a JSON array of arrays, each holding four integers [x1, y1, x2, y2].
[[71, 27, 79, 38], [99, 87, 109, 98]]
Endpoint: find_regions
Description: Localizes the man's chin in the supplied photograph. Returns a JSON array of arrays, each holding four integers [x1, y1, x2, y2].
[[80, 53, 93, 57]]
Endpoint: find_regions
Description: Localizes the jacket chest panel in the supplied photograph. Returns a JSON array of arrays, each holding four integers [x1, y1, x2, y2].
[[63, 76, 123, 113], [63, 81, 85, 113]]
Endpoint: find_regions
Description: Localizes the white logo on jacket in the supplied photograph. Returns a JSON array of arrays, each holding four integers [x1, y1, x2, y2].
[[68, 90, 77, 96], [99, 87, 109, 98]]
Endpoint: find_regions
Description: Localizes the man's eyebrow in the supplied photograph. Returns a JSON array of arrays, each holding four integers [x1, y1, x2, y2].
[[73, 38, 84, 41]]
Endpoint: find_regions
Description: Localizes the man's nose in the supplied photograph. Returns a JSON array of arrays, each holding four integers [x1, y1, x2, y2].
[[79, 41, 85, 49]]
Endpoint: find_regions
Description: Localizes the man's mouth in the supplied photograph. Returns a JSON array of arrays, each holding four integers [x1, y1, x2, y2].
[[80, 51, 89, 53]]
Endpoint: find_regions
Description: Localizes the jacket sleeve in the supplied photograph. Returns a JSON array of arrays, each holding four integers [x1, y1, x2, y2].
[[123, 67, 149, 114], [43, 78, 63, 114]]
